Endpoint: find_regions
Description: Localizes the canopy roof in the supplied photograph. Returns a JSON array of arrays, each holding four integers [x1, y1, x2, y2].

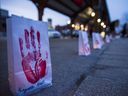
[[31, 0, 110, 24]]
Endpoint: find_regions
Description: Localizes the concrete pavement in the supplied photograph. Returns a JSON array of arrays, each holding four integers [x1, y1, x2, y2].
[[74, 38, 128, 96]]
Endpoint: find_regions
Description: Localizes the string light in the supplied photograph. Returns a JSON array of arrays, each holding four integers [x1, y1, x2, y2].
[[100, 31, 105, 38], [72, 24, 75, 28], [101, 22, 104, 26], [103, 25, 106, 28], [67, 20, 71, 24], [75, 24, 80, 30], [97, 18, 101, 23], [84, 26, 88, 31], [80, 24, 84, 28], [91, 12, 95, 17], [80, 24, 84, 30]]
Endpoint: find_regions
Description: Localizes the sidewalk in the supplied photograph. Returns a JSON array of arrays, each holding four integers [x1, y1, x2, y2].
[[0, 38, 128, 96], [74, 38, 128, 96]]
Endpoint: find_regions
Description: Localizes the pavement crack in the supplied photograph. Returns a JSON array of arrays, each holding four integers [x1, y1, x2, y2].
[[75, 73, 86, 87]]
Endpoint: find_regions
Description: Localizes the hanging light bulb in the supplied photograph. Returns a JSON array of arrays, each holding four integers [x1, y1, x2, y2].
[[84, 26, 88, 31], [91, 12, 95, 17], [75, 25, 77, 30], [75, 24, 80, 30], [101, 22, 104, 26], [77, 25, 80, 30], [80, 24, 84, 30], [67, 20, 71, 24], [103, 25, 106, 28], [72, 24, 75, 28], [80, 24, 84, 28], [97, 18, 101, 23], [100, 31, 105, 38]]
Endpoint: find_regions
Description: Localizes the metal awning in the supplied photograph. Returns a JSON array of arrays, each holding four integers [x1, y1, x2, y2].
[[31, 0, 110, 25]]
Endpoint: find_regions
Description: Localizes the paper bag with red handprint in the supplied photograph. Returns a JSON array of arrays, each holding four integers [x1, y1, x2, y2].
[[78, 31, 91, 56], [105, 35, 111, 43], [92, 32, 103, 49], [7, 15, 52, 96]]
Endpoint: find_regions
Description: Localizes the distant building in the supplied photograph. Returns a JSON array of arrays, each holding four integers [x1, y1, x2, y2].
[[0, 9, 9, 36]]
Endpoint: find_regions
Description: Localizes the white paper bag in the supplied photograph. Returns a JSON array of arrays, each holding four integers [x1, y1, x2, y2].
[[7, 16, 52, 96], [99, 33, 105, 46], [78, 31, 91, 56], [92, 32, 104, 49], [105, 35, 110, 43]]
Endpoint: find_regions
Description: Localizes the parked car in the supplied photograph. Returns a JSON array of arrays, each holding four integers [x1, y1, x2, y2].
[[61, 29, 71, 37], [72, 30, 79, 37], [48, 29, 61, 38]]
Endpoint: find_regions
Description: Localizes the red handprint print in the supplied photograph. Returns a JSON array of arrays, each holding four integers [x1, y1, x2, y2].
[[96, 39, 99, 45], [84, 43, 90, 53], [94, 34, 99, 45], [19, 26, 46, 84]]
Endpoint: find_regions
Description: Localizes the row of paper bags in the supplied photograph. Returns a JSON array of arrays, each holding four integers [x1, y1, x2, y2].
[[7, 16, 112, 96], [78, 31, 111, 56]]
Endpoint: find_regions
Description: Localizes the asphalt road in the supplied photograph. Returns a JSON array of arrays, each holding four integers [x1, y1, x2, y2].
[[0, 38, 128, 96]]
